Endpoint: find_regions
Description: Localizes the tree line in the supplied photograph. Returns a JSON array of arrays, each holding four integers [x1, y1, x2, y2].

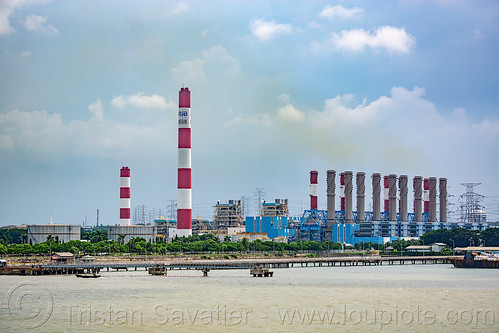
[[0, 227, 497, 255], [0, 233, 344, 256]]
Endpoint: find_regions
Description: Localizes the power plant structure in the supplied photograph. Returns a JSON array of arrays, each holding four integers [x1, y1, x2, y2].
[[295, 171, 328, 241], [213, 200, 244, 230], [293, 170, 490, 244], [29, 85, 492, 245], [108, 165, 157, 243], [176, 87, 192, 237], [27, 224, 80, 245], [120, 166, 131, 226], [246, 199, 298, 239]]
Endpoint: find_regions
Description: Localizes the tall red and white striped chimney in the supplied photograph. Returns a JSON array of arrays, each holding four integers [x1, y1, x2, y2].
[[384, 175, 389, 213], [177, 87, 192, 237], [120, 166, 131, 226], [340, 172, 345, 211], [423, 178, 430, 215], [310, 171, 318, 210]]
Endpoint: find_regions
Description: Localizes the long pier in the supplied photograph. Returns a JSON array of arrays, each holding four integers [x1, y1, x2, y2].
[[41, 256, 451, 273], [0, 256, 452, 275]]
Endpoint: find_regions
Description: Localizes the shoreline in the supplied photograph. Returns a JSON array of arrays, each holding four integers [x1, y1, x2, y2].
[[0, 251, 393, 265]]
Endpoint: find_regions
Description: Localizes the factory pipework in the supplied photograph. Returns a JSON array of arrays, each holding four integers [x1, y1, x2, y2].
[[356, 172, 365, 223], [439, 178, 447, 223], [372, 173, 381, 221], [310, 170, 318, 210], [399, 175, 408, 222], [429, 177, 437, 223], [344, 171, 353, 223], [177, 87, 192, 237], [389, 174, 397, 221], [326, 170, 336, 227], [414, 176, 423, 222]]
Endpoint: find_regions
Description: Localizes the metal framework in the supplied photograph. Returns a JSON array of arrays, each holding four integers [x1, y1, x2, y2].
[[261, 199, 289, 217], [213, 200, 244, 229], [298, 209, 327, 241], [459, 183, 486, 224]]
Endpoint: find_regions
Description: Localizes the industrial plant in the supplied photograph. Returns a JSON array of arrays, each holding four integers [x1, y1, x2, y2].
[[24, 87, 492, 245], [290, 170, 490, 244]]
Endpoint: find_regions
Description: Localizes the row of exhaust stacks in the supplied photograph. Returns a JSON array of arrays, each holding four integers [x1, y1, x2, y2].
[[314, 171, 447, 225]]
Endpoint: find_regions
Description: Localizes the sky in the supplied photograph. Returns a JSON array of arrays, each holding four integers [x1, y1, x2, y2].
[[1, 0, 498, 226]]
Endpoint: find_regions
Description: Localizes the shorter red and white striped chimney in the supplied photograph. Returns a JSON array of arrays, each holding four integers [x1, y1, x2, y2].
[[423, 178, 430, 214], [120, 166, 131, 226], [384, 175, 389, 213], [340, 172, 345, 211], [310, 171, 318, 210]]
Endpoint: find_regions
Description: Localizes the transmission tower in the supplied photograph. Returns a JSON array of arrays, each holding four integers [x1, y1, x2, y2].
[[459, 183, 485, 224], [167, 200, 177, 220], [254, 188, 265, 216], [240, 196, 250, 218], [133, 204, 148, 225]]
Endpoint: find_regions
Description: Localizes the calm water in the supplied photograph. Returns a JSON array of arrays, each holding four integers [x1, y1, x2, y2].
[[0, 264, 498, 332]]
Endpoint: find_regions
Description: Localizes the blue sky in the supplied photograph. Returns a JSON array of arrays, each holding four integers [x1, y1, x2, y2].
[[1, 0, 498, 226]]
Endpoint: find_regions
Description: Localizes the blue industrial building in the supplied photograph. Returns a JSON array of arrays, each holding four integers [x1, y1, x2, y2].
[[245, 216, 297, 239]]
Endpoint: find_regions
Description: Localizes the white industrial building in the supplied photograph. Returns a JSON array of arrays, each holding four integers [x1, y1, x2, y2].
[[107, 225, 157, 243], [27, 224, 81, 244]]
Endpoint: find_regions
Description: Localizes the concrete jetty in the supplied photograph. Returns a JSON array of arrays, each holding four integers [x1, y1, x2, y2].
[[0, 256, 452, 276]]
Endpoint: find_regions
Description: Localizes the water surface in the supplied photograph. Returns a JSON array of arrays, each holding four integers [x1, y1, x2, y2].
[[0, 264, 497, 332]]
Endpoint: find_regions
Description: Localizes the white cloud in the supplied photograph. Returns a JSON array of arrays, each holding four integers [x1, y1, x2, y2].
[[0, 106, 175, 160], [278, 93, 290, 103], [88, 98, 104, 121], [0, 6, 15, 35], [4, 48, 31, 58], [0, 0, 51, 35], [315, 26, 416, 54], [227, 87, 499, 171], [170, 46, 241, 84], [111, 93, 171, 110], [23, 14, 58, 34], [277, 104, 305, 122], [319, 5, 364, 20], [308, 21, 322, 30], [171, 2, 189, 14], [250, 18, 292, 41]]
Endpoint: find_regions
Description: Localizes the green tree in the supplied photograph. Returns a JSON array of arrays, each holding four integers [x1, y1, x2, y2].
[[33, 243, 49, 254], [239, 238, 250, 252], [481, 228, 499, 246], [117, 235, 126, 246], [0, 243, 7, 255], [0, 228, 27, 244]]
